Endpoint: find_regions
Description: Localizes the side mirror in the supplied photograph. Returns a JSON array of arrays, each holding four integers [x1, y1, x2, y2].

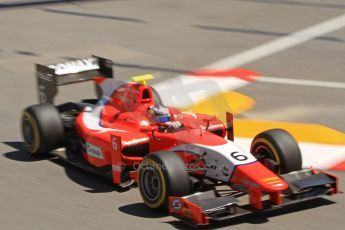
[[140, 126, 158, 132], [226, 112, 234, 141], [203, 116, 216, 130], [141, 126, 161, 141]]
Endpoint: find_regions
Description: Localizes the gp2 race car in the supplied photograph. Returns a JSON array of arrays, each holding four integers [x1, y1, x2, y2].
[[21, 56, 338, 226]]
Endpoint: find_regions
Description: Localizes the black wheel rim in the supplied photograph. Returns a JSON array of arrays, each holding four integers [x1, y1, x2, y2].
[[141, 167, 162, 202], [253, 145, 280, 173]]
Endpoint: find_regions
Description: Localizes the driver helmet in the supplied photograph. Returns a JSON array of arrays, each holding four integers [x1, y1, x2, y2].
[[148, 105, 171, 123]]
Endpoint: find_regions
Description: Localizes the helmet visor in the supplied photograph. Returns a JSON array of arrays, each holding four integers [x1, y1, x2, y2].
[[155, 114, 170, 123]]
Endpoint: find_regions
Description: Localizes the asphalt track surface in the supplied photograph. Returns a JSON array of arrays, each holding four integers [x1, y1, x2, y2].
[[0, 0, 345, 229]]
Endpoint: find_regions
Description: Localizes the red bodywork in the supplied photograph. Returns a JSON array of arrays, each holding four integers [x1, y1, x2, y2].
[[73, 78, 338, 226], [75, 79, 233, 178], [30, 56, 339, 226]]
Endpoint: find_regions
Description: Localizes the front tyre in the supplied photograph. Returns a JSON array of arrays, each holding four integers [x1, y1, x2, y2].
[[21, 103, 64, 156], [251, 129, 302, 174], [138, 152, 191, 211]]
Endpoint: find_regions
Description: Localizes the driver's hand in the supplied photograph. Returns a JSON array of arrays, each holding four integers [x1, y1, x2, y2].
[[167, 121, 182, 129]]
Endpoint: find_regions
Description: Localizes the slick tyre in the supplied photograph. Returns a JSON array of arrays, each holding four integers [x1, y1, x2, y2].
[[251, 129, 302, 174], [138, 152, 191, 211], [21, 103, 64, 156]]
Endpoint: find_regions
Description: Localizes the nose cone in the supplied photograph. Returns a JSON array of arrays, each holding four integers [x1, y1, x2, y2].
[[231, 161, 288, 192]]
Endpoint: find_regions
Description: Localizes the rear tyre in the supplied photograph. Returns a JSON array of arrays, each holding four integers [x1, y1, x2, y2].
[[138, 152, 191, 211], [251, 129, 302, 174], [21, 103, 64, 156]]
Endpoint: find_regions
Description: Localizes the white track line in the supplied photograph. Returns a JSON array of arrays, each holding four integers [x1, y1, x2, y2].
[[157, 13, 345, 106], [204, 13, 345, 69], [258, 76, 345, 89]]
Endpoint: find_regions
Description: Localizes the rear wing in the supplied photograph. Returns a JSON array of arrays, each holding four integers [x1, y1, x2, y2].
[[36, 55, 113, 104]]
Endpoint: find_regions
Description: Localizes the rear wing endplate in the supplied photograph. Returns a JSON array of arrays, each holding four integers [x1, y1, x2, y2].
[[36, 55, 113, 104]]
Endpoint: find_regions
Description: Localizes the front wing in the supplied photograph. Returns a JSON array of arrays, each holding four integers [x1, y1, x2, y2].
[[169, 169, 338, 226]]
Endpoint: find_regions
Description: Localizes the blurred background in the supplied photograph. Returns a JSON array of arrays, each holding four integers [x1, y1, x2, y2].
[[0, 0, 344, 229]]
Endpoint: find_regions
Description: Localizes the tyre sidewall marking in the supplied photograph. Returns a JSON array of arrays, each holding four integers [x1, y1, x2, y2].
[[23, 111, 40, 153], [252, 138, 281, 172], [139, 158, 167, 209]]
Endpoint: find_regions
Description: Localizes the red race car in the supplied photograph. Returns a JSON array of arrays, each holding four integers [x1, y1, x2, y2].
[[21, 56, 338, 226]]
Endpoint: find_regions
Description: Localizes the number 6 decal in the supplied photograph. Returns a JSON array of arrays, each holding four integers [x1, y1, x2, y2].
[[230, 151, 248, 161], [112, 136, 118, 150]]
